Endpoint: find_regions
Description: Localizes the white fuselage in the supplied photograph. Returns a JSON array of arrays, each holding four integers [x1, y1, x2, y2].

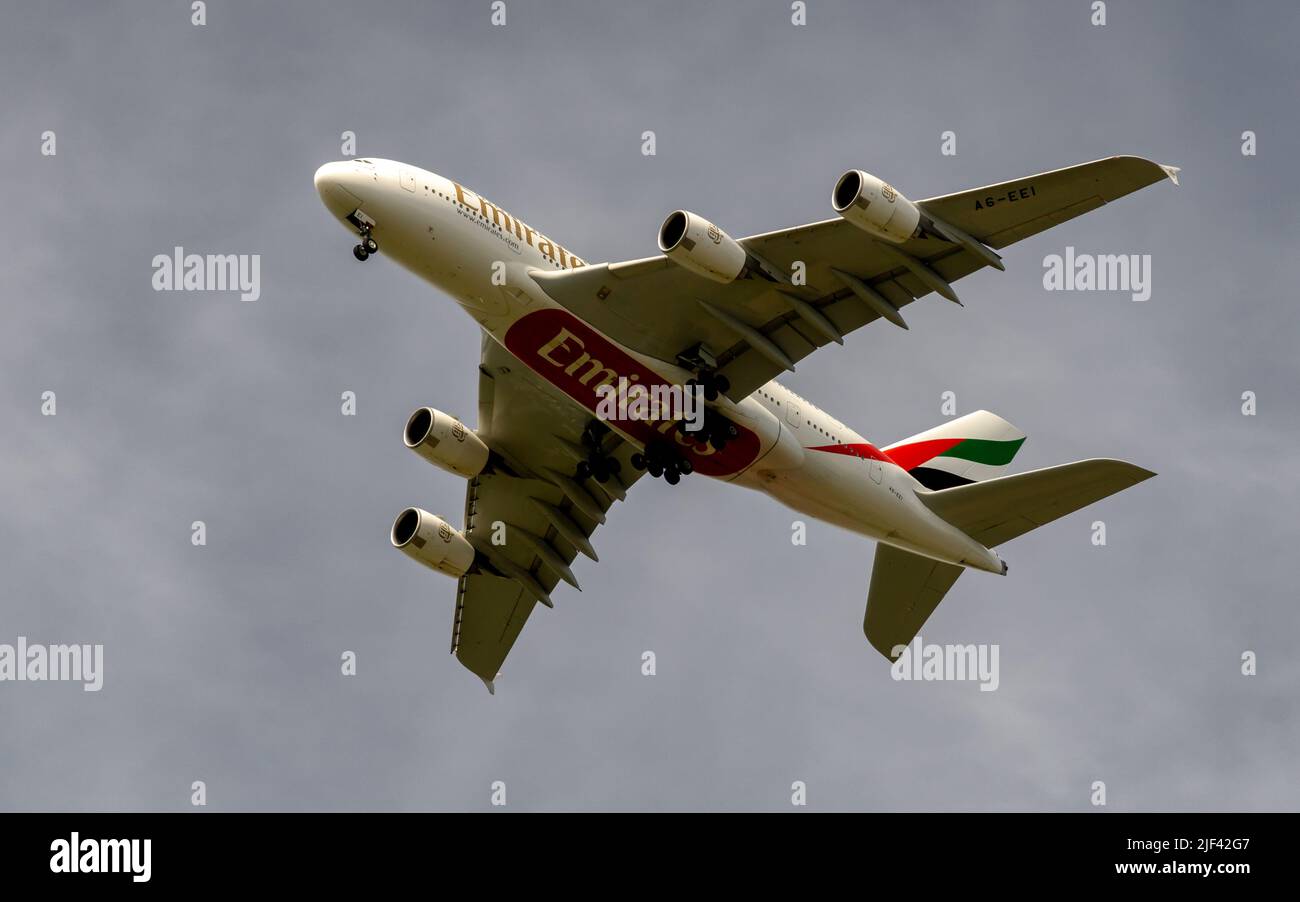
[[314, 158, 1004, 574]]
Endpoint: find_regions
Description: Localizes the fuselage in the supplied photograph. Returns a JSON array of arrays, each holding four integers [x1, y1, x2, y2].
[[314, 158, 1005, 574]]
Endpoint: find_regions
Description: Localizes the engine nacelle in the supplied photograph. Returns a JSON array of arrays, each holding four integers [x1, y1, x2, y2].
[[390, 507, 476, 578], [657, 210, 748, 284], [404, 407, 489, 478], [831, 170, 921, 244]]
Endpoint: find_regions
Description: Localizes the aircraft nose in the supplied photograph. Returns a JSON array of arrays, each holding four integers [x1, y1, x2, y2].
[[314, 161, 349, 196], [314, 161, 364, 216]]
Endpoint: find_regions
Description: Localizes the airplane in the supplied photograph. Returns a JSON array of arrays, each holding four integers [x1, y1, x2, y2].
[[314, 154, 1178, 692]]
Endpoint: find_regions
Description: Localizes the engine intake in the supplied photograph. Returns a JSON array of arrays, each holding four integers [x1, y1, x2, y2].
[[831, 170, 921, 243], [404, 407, 490, 478], [657, 210, 748, 284], [391, 507, 476, 578]]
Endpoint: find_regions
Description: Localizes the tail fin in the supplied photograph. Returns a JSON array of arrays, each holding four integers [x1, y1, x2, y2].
[[864, 458, 1154, 660], [883, 410, 1026, 489]]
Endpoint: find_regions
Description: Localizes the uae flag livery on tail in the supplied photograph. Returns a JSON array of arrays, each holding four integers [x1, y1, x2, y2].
[[883, 410, 1027, 489]]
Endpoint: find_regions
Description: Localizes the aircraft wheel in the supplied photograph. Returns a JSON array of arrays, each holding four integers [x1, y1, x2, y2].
[[575, 461, 591, 480], [364, 237, 379, 254], [678, 458, 693, 476], [648, 461, 663, 478], [630, 453, 646, 470], [664, 467, 680, 486], [352, 245, 369, 261]]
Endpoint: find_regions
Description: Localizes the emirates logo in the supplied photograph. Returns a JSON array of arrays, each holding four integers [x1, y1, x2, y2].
[[451, 421, 466, 442], [438, 522, 453, 542]]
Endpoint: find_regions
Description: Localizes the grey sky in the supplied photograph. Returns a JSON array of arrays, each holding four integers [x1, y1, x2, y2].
[[1, 0, 1297, 811]]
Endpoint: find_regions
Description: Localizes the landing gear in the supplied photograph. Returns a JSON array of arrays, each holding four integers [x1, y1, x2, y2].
[[350, 217, 379, 262], [629, 440, 694, 486], [575, 421, 623, 484], [676, 342, 730, 401], [675, 409, 738, 451], [686, 371, 730, 402], [577, 455, 621, 483]]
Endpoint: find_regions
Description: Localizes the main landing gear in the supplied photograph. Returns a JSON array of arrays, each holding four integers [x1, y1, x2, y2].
[[685, 371, 730, 402], [676, 343, 731, 402], [674, 409, 738, 451], [629, 409, 736, 487], [575, 421, 623, 484], [630, 442, 694, 486]]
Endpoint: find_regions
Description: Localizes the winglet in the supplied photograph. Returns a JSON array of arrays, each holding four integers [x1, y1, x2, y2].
[[1160, 164, 1181, 186], [480, 675, 496, 695]]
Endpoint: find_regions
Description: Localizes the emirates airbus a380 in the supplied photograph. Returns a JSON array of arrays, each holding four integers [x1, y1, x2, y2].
[[314, 154, 1178, 692]]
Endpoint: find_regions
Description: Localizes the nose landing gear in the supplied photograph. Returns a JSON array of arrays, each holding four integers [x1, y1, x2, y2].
[[347, 212, 379, 261], [353, 229, 379, 262]]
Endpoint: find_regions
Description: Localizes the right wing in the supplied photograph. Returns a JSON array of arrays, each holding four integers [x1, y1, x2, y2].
[[452, 333, 645, 692], [531, 156, 1178, 400]]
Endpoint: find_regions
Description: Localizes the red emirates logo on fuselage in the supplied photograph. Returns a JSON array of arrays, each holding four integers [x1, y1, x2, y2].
[[504, 309, 761, 477]]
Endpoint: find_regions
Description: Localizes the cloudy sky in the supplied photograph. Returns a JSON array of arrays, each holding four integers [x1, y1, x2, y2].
[[2, 0, 1296, 811]]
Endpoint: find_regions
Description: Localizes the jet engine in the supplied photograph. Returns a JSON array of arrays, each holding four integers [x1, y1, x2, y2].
[[657, 210, 748, 283], [404, 407, 490, 478], [831, 170, 921, 243], [390, 507, 476, 578]]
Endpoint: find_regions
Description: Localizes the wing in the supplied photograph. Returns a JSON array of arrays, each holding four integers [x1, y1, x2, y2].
[[530, 156, 1178, 399], [864, 544, 964, 661], [452, 332, 645, 692]]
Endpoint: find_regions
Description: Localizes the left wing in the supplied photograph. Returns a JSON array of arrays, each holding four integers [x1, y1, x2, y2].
[[530, 156, 1178, 399], [451, 333, 644, 691]]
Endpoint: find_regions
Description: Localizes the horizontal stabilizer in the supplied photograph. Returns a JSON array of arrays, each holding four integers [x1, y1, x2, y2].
[[917, 458, 1155, 548], [864, 544, 964, 660], [865, 458, 1154, 660]]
